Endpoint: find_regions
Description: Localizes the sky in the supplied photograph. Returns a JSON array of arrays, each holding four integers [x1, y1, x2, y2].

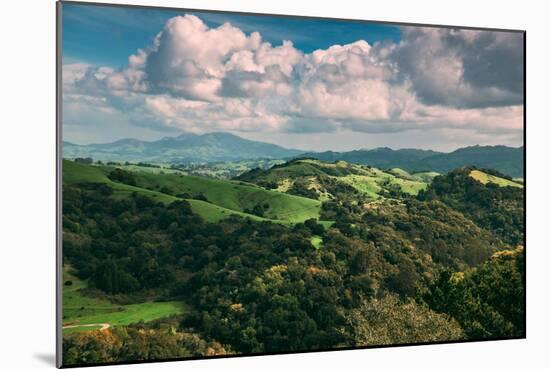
[[61, 2, 524, 152]]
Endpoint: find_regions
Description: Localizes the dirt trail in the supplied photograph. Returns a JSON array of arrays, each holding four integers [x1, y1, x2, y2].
[[62, 323, 111, 331]]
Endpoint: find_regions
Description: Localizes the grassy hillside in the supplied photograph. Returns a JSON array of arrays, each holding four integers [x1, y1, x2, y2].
[[109, 159, 286, 179], [469, 169, 524, 188], [63, 266, 186, 333], [63, 160, 111, 184], [412, 171, 440, 182], [64, 160, 179, 205], [112, 163, 185, 175], [186, 199, 266, 222], [237, 159, 434, 201], [130, 171, 321, 223], [63, 160, 321, 224], [337, 167, 430, 198]]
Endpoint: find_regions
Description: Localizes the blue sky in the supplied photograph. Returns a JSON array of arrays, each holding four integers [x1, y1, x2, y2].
[[61, 2, 523, 151], [62, 3, 402, 68]]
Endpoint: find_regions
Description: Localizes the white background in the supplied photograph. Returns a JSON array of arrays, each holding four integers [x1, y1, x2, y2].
[[0, 0, 547, 368]]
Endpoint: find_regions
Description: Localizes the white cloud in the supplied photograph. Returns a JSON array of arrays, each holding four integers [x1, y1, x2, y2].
[[393, 27, 524, 108], [289, 40, 404, 124], [62, 15, 523, 144], [142, 15, 263, 101]]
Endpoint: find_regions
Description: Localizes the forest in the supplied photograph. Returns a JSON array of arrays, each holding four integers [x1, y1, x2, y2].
[[62, 160, 525, 366]]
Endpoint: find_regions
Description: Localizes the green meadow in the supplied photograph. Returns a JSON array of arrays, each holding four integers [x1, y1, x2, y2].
[[469, 169, 524, 188], [63, 160, 322, 224], [236, 159, 434, 201], [63, 266, 186, 334], [131, 170, 322, 223], [310, 235, 323, 249]]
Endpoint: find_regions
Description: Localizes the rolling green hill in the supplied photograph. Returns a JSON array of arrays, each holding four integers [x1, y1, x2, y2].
[[63, 160, 321, 224], [61, 158, 525, 361], [63, 159, 110, 184], [129, 171, 321, 223], [412, 171, 441, 183], [469, 169, 523, 188], [337, 167, 431, 198], [237, 159, 436, 201]]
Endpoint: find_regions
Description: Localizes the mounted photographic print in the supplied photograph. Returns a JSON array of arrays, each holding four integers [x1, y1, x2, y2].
[[57, 1, 526, 367]]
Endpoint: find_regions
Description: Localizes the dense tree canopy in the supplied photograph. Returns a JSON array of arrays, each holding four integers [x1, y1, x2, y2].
[[418, 167, 524, 245], [424, 247, 524, 339], [62, 162, 525, 365]]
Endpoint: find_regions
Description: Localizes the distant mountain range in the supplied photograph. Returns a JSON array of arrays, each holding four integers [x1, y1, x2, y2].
[[300, 145, 524, 178], [63, 132, 524, 177], [63, 132, 304, 163]]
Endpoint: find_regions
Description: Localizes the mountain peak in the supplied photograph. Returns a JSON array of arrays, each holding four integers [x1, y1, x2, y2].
[[203, 132, 236, 137], [63, 132, 304, 163], [370, 147, 393, 152]]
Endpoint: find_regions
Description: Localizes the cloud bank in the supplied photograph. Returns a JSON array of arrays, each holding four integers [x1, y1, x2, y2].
[[63, 14, 524, 143]]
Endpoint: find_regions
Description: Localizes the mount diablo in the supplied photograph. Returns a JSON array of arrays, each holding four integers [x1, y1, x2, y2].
[[63, 132, 304, 163]]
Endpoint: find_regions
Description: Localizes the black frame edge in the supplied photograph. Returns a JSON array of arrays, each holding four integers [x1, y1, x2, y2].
[[522, 30, 527, 340], [56, 1, 64, 367]]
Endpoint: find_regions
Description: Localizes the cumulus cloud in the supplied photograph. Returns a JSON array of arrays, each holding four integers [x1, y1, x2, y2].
[[394, 27, 524, 108], [62, 14, 524, 142], [143, 94, 288, 133], [291, 41, 401, 122]]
